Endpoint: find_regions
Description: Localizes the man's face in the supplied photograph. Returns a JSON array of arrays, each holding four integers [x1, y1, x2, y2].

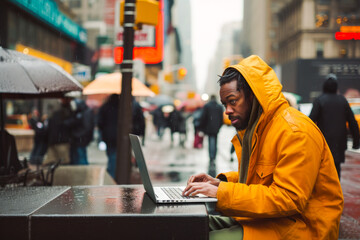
[[220, 80, 252, 131]]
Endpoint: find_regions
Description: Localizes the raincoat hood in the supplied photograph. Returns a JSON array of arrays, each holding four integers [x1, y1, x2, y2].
[[226, 55, 288, 131]]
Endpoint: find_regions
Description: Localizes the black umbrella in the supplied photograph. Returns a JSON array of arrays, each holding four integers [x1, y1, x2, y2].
[[0, 47, 83, 173]]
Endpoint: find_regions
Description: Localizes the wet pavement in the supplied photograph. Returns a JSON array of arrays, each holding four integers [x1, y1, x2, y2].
[[339, 148, 360, 239], [87, 118, 238, 185], [19, 117, 360, 239]]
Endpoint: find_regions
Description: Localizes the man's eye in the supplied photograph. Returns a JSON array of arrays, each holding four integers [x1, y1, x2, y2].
[[230, 100, 236, 105]]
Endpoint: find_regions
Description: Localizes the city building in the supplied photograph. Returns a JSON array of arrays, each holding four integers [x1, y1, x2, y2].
[[278, 0, 360, 102], [204, 22, 242, 96], [161, 0, 196, 96], [242, 0, 360, 102], [0, 0, 90, 71]]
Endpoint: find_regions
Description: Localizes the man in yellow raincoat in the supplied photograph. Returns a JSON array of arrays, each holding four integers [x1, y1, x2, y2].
[[183, 55, 343, 240]]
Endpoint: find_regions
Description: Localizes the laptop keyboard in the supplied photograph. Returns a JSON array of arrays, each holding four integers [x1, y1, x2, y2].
[[161, 187, 190, 199]]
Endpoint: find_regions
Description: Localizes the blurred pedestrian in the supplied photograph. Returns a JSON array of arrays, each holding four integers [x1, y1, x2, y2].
[[97, 94, 119, 178], [199, 94, 223, 176], [67, 99, 95, 165], [169, 106, 187, 147], [28, 108, 48, 165], [192, 107, 203, 148], [183, 55, 343, 239], [309, 74, 360, 180], [151, 105, 168, 140], [43, 98, 72, 165], [132, 97, 146, 146]]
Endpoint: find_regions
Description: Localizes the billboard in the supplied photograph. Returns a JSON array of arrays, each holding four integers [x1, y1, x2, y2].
[[114, 0, 163, 64]]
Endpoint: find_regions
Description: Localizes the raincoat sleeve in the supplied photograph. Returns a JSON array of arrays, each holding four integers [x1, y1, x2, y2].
[[217, 172, 239, 183], [216, 129, 323, 219]]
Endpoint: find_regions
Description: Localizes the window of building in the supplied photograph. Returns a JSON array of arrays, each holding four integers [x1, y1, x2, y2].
[[69, 0, 81, 8], [316, 42, 324, 58], [318, 0, 330, 5], [340, 46, 348, 58], [315, 11, 329, 28]]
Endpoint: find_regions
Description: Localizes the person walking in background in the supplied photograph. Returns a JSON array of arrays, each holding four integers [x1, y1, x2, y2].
[[169, 106, 187, 147], [43, 98, 73, 165], [97, 94, 119, 178], [183, 55, 343, 239], [309, 74, 359, 180], [151, 105, 168, 140], [28, 108, 48, 165], [199, 94, 223, 176], [131, 97, 146, 146], [192, 107, 204, 149], [67, 99, 95, 165]]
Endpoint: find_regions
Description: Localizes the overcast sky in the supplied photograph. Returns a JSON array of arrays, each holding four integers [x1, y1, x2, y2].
[[191, 0, 243, 92]]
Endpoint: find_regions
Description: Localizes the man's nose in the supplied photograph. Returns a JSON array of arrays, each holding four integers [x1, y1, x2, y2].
[[225, 105, 234, 115]]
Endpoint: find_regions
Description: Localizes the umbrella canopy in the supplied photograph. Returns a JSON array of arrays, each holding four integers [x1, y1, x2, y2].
[[0, 47, 83, 175], [177, 94, 204, 112], [83, 72, 155, 97], [0, 47, 83, 98]]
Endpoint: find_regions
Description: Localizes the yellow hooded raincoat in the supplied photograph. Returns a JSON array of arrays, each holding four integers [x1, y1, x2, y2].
[[216, 55, 344, 240]]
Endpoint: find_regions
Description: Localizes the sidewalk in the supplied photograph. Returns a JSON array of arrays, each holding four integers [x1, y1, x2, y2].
[[339, 150, 360, 239]]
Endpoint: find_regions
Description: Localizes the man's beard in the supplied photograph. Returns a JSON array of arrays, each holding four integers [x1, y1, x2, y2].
[[231, 100, 252, 131]]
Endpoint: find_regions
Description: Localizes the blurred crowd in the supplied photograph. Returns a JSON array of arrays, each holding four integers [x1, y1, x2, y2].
[[24, 93, 226, 179]]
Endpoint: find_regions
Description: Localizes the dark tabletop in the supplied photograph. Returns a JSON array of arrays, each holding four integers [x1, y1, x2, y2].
[[29, 185, 209, 240]]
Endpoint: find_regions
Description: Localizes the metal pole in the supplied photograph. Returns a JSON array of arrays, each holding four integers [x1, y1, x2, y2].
[[115, 0, 135, 184]]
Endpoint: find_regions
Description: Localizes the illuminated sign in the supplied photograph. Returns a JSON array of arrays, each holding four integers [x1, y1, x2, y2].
[[335, 26, 360, 40], [16, 44, 72, 74], [114, 0, 163, 64], [335, 32, 360, 40]]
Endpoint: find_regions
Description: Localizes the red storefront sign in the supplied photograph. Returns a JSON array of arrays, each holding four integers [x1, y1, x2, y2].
[[114, 0, 163, 64]]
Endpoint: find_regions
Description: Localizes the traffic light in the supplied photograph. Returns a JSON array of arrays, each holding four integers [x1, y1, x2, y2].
[[177, 67, 187, 80], [164, 72, 174, 83], [120, 0, 159, 27]]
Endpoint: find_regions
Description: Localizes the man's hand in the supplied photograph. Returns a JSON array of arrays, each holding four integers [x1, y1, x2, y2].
[[187, 173, 221, 186], [182, 182, 218, 198], [182, 173, 221, 197]]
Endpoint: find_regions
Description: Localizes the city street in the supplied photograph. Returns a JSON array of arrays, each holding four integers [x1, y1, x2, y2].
[[87, 117, 238, 185]]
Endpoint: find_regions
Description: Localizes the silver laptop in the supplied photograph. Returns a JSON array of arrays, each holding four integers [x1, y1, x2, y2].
[[129, 134, 218, 204]]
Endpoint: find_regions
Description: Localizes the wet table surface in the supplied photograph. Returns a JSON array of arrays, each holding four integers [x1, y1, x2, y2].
[[0, 186, 70, 240], [0, 185, 209, 240]]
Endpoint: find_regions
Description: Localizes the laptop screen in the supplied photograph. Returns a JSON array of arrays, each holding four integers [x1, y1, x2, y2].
[[129, 134, 157, 202]]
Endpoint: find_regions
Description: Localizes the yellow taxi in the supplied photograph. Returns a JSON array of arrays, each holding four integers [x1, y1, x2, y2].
[[5, 114, 31, 129]]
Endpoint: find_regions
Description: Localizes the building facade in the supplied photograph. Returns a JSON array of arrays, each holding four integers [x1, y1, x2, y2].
[[277, 0, 360, 102], [242, 0, 360, 102]]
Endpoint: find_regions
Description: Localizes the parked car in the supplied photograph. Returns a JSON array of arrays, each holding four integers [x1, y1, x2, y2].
[[5, 114, 31, 129]]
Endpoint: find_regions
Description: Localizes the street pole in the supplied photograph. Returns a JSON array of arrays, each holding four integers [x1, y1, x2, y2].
[[115, 0, 135, 184]]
